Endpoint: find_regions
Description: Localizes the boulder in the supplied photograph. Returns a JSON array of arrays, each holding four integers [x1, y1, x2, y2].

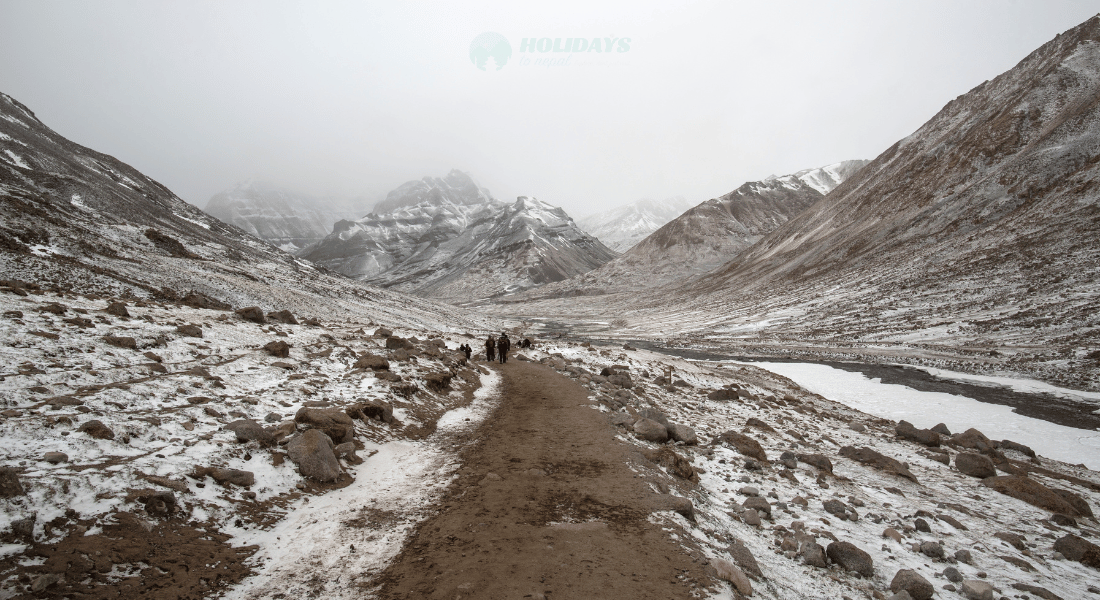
[[354, 353, 390, 370], [1052, 488, 1093, 518], [0, 467, 25, 498], [889, 569, 934, 600], [668, 423, 698, 445], [194, 466, 254, 487], [263, 341, 290, 358], [955, 452, 996, 478], [952, 428, 995, 453], [1053, 533, 1100, 568], [717, 431, 767, 461], [800, 540, 828, 568], [637, 408, 670, 428], [235, 306, 265, 323], [633, 418, 669, 443], [374, 328, 393, 338], [266, 310, 298, 325], [386, 336, 413, 350], [930, 423, 952, 436], [349, 399, 394, 424], [286, 429, 341, 482], [823, 499, 857, 521], [708, 558, 751, 596], [78, 419, 115, 440], [176, 324, 203, 338], [105, 302, 130, 317], [42, 452, 69, 464], [839, 446, 917, 482], [826, 541, 873, 577], [294, 407, 356, 444], [181, 291, 231, 310], [425, 372, 452, 392], [651, 494, 694, 521], [797, 453, 833, 473], [707, 389, 736, 401], [727, 538, 762, 579], [942, 566, 963, 583], [960, 580, 994, 600], [643, 447, 698, 482], [743, 497, 772, 519], [610, 412, 636, 428], [1000, 439, 1036, 458], [103, 335, 137, 350], [143, 491, 177, 517], [225, 419, 275, 444], [919, 541, 944, 559], [608, 373, 633, 389], [896, 420, 941, 447], [981, 476, 1082, 516]]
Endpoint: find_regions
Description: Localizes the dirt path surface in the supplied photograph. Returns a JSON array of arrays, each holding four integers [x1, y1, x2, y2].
[[375, 359, 711, 599]]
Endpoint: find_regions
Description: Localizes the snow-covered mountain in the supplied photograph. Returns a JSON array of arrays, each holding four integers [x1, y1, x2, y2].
[[517, 160, 867, 298], [203, 181, 363, 253], [303, 171, 617, 299], [0, 91, 491, 329], [577, 196, 695, 252]]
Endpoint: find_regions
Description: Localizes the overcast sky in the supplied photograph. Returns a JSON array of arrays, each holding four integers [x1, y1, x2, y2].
[[2, 1, 1097, 217]]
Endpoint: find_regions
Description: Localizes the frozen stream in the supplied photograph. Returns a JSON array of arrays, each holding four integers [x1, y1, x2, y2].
[[738, 361, 1100, 470]]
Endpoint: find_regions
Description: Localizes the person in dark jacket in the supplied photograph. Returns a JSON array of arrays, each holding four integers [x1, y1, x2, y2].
[[485, 335, 496, 362], [462, 343, 472, 360], [498, 334, 510, 364]]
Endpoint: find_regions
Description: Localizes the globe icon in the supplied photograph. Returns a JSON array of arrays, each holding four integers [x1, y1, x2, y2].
[[470, 32, 511, 71]]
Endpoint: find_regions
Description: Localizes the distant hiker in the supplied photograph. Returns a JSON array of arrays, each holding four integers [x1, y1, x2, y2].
[[498, 333, 510, 364], [485, 335, 496, 362], [462, 343, 472, 360], [521, 338, 532, 349]]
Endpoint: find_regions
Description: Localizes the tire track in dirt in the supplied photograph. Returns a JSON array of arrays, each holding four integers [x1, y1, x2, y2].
[[374, 359, 712, 599]]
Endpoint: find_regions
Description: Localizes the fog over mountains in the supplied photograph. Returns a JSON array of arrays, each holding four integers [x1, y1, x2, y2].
[[577, 196, 696, 253]]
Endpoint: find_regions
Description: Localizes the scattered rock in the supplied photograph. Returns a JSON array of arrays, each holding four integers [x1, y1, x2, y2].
[[882, 528, 903, 543], [919, 541, 945, 559], [180, 291, 231, 310], [727, 538, 762, 579], [827, 541, 874, 577], [386, 336, 413, 350], [1000, 439, 1036, 458], [286, 429, 341, 482], [743, 497, 772, 519], [797, 453, 833, 473], [1051, 488, 1094, 518], [955, 548, 972, 564], [717, 430, 767, 461], [848, 423, 867, 432], [890, 569, 934, 600], [235, 306, 265, 323], [78, 419, 115, 440], [263, 340, 290, 358], [800, 541, 828, 568], [349, 399, 395, 424], [609, 412, 636, 428], [914, 517, 931, 533], [993, 531, 1026, 551], [425, 372, 452, 392], [823, 499, 858, 521], [930, 423, 951, 436], [143, 490, 177, 516], [745, 417, 776, 433], [952, 428, 995, 453], [955, 452, 996, 478], [637, 408, 670, 428], [943, 566, 962, 583], [651, 494, 694, 521], [1011, 582, 1064, 600], [742, 508, 762, 527], [10, 514, 35, 540]]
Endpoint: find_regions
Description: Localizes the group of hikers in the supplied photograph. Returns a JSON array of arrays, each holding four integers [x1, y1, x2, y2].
[[457, 333, 532, 364]]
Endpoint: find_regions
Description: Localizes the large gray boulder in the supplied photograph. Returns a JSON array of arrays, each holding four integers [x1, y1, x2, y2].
[[287, 429, 341, 482], [890, 569, 934, 600], [955, 452, 996, 478], [295, 407, 356, 443], [826, 541, 873, 577], [668, 423, 698, 445], [633, 418, 669, 443]]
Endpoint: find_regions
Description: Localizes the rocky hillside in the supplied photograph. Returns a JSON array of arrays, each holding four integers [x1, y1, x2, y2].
[[204, 181, 363, 253], [656, 15, 1100, 390], [577, 196, 695, 252], [516, 161, 867, 298], [0, 91, 491, 331], [304, 172, 617, 300]]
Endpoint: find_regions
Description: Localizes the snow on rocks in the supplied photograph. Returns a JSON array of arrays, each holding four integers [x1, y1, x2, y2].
[[531, 338, 1100, 599], [0, 287, 504, 598]]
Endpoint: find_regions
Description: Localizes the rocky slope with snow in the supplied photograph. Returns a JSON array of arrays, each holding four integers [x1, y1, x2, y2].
[[0, 91, 493, 331], [516, 161, 867, 299], [577, 196, 695, 252], [497, 16, 1100, 393], [204, 182, 363, 254], [304, 172, 617, 300]]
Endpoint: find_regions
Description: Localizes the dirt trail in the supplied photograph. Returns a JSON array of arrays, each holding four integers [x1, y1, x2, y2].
[[375, 359, 711, 599]]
